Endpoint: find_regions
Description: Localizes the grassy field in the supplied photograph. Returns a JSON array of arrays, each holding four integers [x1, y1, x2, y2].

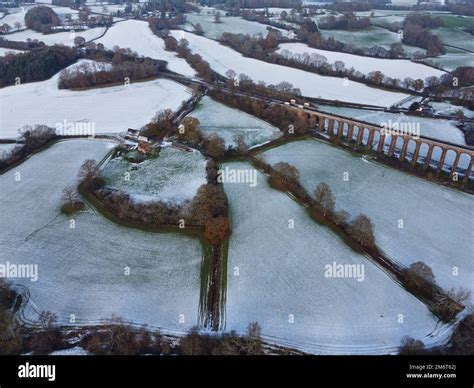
[[103, 146, 207, 204]]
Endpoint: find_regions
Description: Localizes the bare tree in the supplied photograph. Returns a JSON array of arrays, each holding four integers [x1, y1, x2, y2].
[[314, 182, 335, 216], [347, 214, 375, 247], [78, 159, 99, 185]]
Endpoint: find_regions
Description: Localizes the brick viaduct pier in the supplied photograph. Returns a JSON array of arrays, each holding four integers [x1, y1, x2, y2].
[[292, 106, 474, 181]]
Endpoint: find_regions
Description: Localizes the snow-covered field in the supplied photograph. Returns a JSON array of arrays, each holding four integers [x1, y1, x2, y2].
[[319, 105, 466, 146], [0, 143, 18, 159], [277, 42, 445, 80], [0, 48, 23, 56], [0, 140, 202, 332], [223, 160, 447, 354], [5, 27, 106, 46], [261, 140, 474, 298], [0, 60, 192, 139], [430, 102, 474, 119], [94, 20, 196, 77], [371, 15, 405, 29], [434, 27, 474, 52], [188, 96, 281, 148], [1, 5, 79, 29], [1, 7, 29, 29], [88, 4, 127, 15], [428, 52, 474, 71], [183, 12, 285, 40], [103, 147, 207, 204], [320, 27, 426, 56], [170, 31, 409, 107]]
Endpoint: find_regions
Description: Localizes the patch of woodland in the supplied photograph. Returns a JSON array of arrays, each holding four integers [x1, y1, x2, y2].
[[0, 45, 77, 87], [0, 125, 58, 174], [24, 6, 61, 33], [142, 110, 240, 160], [58, 55, 161, 89], [402, 14, 445, 56]]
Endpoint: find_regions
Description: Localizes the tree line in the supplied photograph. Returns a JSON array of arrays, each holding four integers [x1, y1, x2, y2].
[[58, 52, 164, 89], [0, 125, 58, 174], [318, 13, 371, 31]]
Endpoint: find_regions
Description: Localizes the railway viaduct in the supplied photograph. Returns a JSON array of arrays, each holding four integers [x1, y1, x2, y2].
[[291, 106, 474, 182]]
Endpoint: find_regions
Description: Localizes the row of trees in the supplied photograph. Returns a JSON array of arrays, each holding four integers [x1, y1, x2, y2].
[[58, 57, 160, 89], [261, 159, 376, 248], [260, 158, 467, 322], [318, 13, 371, 31], [20, 315, 264, 355], [225, 0, 301, 8], [0, 125, 58, 174], [0, 45, 77, 87], [162, 35, 217, 82], [0, 37, 45, 50]]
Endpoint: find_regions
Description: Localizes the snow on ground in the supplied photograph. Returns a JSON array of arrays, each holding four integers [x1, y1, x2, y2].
[[94, 20, 196, 77], [320, 27, 426, 56], [48, 5, 80, 21], [183, 12, 285, 40], [1, 5, 78, 29], [0, 143, 19, 159], [50, 346, 90, 355], [0, 60, 192, 138], [170, 31, 409, 107], [0, 139, 202, 332], [262, 139, 474, 298], [371, 15, 405, 29], [223, 160, 447, 354], [1, 7, 29, 29], [103, 147, 207, 204], [277, 42, 445, 80], [188, 96, 281, 148], [88, 4, 127, 15], [5, 26, 106, 46], [0, 48, 23, 56], [428, 52, 474, 72], [430, 102, 474, 119], [434, 27, 474, 52], [319, 105, 466, 145]]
